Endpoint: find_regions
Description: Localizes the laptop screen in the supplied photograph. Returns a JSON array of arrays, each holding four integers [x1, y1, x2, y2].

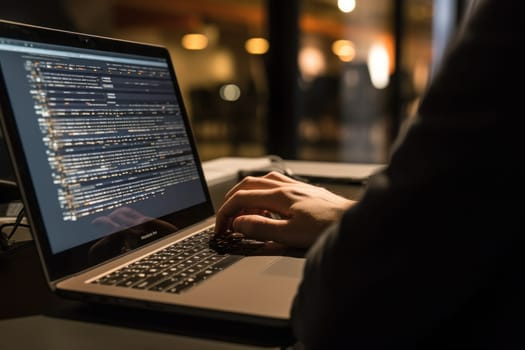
[[0, 21, 214, 277]]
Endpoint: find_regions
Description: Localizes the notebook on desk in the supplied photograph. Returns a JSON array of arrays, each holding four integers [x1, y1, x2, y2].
[[0, 20, 304, 329]]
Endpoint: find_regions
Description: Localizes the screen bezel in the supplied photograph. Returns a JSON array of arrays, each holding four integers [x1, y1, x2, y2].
[[0, 20, 215, 282]]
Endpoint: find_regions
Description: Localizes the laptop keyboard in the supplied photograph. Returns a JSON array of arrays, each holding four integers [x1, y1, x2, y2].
[[91, 227, 242, 294]]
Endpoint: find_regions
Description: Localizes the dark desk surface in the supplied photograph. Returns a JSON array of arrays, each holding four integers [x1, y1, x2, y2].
[[0, 315, 284, 350]]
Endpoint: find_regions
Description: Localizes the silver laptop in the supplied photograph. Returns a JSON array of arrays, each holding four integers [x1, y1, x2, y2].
[[0, 20, 304, 329]]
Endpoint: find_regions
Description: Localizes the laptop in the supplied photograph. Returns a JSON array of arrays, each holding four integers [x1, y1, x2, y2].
[[0, 20, 305, 329]]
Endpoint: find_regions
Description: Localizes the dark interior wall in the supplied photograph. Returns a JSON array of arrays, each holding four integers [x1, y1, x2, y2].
[[265, 0, 300, 159], [2, 0, 76, 30]]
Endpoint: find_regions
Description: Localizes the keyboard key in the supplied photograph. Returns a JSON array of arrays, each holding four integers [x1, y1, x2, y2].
[[92, 228, 243, 294]]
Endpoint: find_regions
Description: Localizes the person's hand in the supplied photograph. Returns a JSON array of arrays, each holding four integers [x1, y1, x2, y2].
[[214, 171, 356, 249]]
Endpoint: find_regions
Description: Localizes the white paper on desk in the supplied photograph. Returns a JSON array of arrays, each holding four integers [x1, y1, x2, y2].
[[202, 157, 385, 185], [202, 157, 273, 186], [285, 160, 385, 181]]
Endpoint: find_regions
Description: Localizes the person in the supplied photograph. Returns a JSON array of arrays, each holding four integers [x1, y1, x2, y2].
[[214, 1, 525, 348]]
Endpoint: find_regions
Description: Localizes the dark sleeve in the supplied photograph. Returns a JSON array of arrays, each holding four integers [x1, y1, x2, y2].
[[291, 1, 525, 348]]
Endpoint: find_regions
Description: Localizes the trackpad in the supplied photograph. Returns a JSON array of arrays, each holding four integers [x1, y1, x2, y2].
[[263, 257, 304, 278]]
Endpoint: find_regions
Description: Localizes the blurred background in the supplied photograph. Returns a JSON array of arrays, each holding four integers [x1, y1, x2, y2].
[[2, 0, 472, 164]]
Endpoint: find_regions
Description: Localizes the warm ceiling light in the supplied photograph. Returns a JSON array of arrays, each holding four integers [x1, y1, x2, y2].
[[181, 34, 208, 50], [219, 84, 241, 101], [367, 43, 390, 89], [299, 46, 326, 79], [338, 0, 356, 13], [245, 37, 269, 55], [332, 40, 356, 62]]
